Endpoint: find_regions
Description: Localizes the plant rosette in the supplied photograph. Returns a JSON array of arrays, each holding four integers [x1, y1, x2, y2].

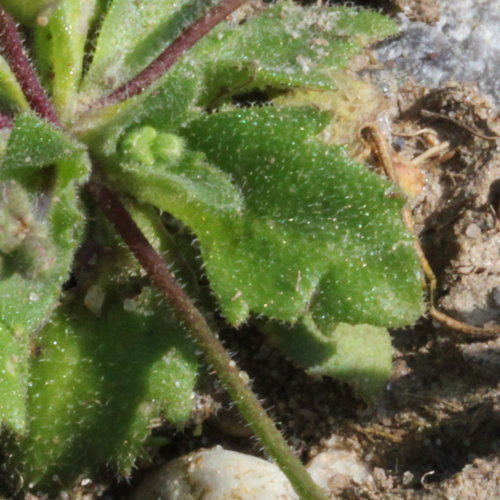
[[0, 0, 423, 497]]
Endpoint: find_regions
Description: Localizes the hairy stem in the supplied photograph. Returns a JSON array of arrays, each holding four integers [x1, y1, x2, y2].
[[99, 0, 247, 107], [0, 6, 59, 125], [88, 181, 328, 500]]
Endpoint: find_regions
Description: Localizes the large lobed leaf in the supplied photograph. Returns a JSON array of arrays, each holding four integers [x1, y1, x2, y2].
[[111, 106, 423, 328]]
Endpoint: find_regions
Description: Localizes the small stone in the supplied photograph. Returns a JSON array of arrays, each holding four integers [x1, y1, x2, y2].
[[465, 223, 481, 239], [402, 470, 414, 486], [460, 337, 500, 379], [83, 285, 105, 316], [130, 447, 300, 500], [307, 448, 374, 495]]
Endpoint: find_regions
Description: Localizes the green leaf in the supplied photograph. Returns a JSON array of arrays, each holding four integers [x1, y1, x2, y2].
[[190, 2, 398, 105], [0, 56, 29, 113], [0, 0, 56, 24], [80, 0, 218, 100], [264, 316, 393, 403], [33, 0, 99, 123], [0, 114, 89, 432], [113, 106, 423, 328], [183, 107, 423, 327], [0, 114, 90, 329], [15, 289, 197, 490], [109, 129, 243, 218], [75, 63, 201, 157], [1, 113, 89, 187], [0, 321, 29, 433], [75, 1, 396, 150]]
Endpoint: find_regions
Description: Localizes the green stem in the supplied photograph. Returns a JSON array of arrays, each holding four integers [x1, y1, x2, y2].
[[88, 181, 328, 500]]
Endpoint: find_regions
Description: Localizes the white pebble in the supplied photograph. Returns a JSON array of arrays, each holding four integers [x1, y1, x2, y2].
[[307, 448, 374, 495], [465, 223, 481, 239], [130, 447, 300, 500], [131, 445, 374, 499], [83, 285, 105, 316]]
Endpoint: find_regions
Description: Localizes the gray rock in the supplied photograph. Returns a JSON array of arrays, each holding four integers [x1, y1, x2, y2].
[[375, 0, 500, 104]]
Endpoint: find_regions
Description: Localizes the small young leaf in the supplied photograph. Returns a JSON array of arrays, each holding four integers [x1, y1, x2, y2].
[[109, 140, 243, 217], [75, 63, 201, 157]]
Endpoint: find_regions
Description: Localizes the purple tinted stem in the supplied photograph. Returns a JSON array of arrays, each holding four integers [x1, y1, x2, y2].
[[0, 6, 59, 125], [88, 181, 328, 500], [0, 112, 12, 128], [102, 0, 247, 107]]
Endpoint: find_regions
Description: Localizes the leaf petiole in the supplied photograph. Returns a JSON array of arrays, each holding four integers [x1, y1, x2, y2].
[[0, 5, 59, 125], [97, 0, 248, 108]]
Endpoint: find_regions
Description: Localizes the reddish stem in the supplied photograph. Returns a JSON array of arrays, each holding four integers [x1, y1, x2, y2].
[[101, 0, 247, 107], [0, 6, 59, 125], [88, 181, 328, 500], [88, 181, 204, 323]]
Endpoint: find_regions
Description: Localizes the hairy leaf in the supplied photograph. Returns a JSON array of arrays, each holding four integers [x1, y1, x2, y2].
[[191, 2, 398, 105], [113, 106, 423, 328], [75, 1, 396, 152], [15, 290, 197, 489], [0, 114, 89, 431], [0, 56, 29, 113], [264, 316, 393, 403], [80, 0, 218, 99], [33, 0, 99, 123]]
